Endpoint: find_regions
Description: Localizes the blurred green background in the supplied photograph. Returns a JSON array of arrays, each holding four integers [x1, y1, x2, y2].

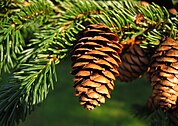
[[19, 57, 152, 126]]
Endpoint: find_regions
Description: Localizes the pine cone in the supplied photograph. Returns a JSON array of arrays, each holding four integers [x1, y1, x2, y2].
[[148, 38, 178, 111], [71, 24, 123, 110], [117, 44, 150, 82]]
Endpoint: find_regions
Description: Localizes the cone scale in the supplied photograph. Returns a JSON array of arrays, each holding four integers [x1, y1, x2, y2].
[[71, 24, 123, 110]]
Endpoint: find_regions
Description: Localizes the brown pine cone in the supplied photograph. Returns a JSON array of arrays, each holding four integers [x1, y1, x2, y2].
[[71, 24, 123, 110], [117, 44, 150, 82], [148, 38, 178, 111]]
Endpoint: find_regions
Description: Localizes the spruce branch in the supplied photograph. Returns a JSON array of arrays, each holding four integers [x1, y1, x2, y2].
[[0, 21, 85, 125], [56, 0, 177, 51], [89, 0, 176, 49], [0, 57, 57, 126], [0, 0, 56, 75], [0, 30, 59, 126], [150, 109, 169, 126]]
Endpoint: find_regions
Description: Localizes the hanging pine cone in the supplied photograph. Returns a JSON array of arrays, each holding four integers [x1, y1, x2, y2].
[[117, 44, 150, 82], [71, 24, 123, 110], [148, 37, 178, 111]]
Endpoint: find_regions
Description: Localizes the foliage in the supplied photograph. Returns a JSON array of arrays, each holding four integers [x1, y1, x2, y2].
[[0, 0, 177, 125]]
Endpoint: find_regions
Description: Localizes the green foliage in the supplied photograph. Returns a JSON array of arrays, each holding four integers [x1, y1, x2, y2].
[[0, 21, 85, 125], [57, 0, 177, 51], [0, 0, 54, 74], [0, 0, 177, 126], [150, 109, 169, 126]]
